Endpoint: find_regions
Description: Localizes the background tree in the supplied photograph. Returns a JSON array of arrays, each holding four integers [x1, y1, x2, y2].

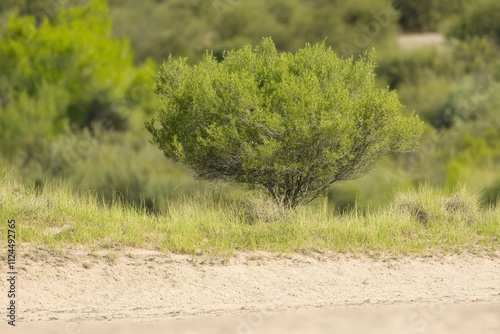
[[396, 0, 466, 32], [147, 38, 424, 208], [107, 0, 398, 63], [445, 0, 500, 45], [0, 0, 157, 160]]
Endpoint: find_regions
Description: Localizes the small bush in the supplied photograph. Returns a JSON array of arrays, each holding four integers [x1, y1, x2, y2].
[[147, 38, 424, 209]]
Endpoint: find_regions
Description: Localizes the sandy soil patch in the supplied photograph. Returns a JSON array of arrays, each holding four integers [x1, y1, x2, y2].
[[1, 246, 499, 333]]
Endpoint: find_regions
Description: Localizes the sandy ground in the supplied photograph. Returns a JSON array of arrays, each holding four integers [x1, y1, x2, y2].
[[398, 33, 445, 48], [1, 246, 499, 333]]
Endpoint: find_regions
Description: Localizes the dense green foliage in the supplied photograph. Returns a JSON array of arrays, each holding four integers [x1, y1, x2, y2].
[[446, 0, 500, 45], [147, 39, 424, 208], [108, 0, 399, 63], [0, 0, 157, 159], [0, 0, 66, 22], [396, 0, 466, 32]]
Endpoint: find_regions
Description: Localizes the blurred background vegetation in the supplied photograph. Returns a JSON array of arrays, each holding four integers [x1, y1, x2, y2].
[[1, 0, 499, 214]]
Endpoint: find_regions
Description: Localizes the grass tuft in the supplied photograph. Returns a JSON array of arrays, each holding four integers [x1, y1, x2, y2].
[[391, 184, 484, 225]]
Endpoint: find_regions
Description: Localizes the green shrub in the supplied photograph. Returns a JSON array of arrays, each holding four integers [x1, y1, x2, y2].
[[147, 38, 424, 209], [0, 0, 157, 159]]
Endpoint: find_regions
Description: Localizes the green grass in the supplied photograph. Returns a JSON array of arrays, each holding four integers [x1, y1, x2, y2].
[[1, 171, 499, 256]]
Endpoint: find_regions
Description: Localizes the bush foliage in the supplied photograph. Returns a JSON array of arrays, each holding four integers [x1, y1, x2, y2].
[[147, 39, 424, 208]]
